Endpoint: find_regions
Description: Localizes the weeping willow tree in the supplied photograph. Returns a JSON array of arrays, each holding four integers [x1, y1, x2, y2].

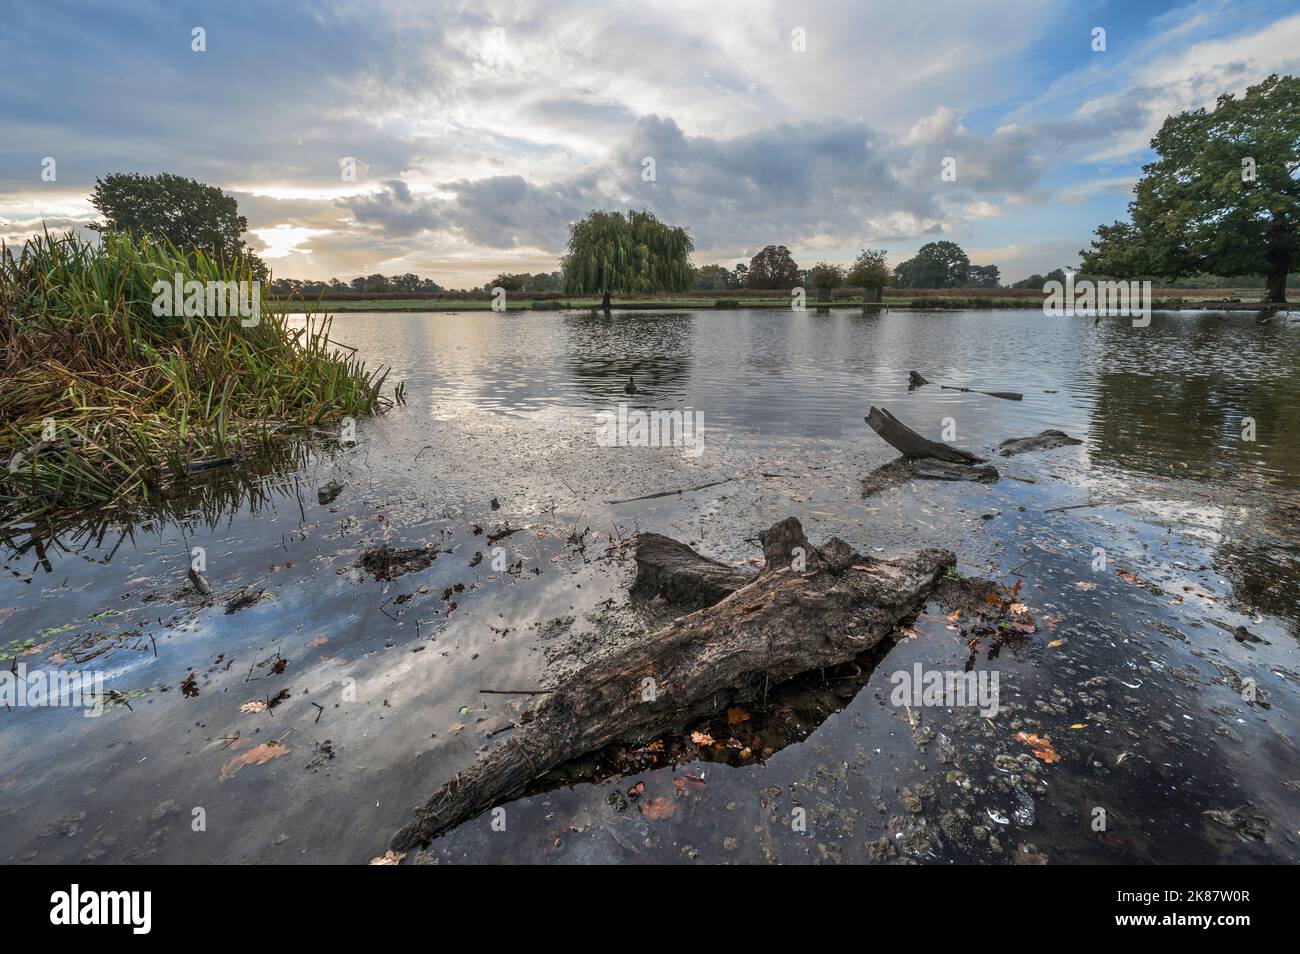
[[561, 210, 694, 310]]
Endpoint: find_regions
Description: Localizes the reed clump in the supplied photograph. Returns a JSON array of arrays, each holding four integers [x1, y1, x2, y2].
[[1, 231, 394, 521]]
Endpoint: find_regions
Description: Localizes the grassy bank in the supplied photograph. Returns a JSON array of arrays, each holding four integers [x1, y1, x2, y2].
[[0, 233, 395, 523]]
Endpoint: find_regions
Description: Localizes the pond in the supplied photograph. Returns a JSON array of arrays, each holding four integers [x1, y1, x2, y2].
[[2, 308, 1298, 864]]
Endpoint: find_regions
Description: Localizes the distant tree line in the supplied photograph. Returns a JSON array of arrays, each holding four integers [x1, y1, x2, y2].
[[269, 273, 447, 296]]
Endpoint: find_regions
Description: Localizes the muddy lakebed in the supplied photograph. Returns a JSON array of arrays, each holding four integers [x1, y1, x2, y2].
[[2, 307, 1298, 864]]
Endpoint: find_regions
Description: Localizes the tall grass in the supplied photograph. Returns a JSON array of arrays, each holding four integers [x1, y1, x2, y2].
[[0, 231, 394, 522]]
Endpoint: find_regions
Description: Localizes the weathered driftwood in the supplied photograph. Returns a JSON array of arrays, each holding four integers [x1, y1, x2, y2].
[[861, 456, 999, 496], [390, 517, 954, 848], [997, 430, 1083, 456], [905, 371, 1022, 401], [865, 406, 985, 464], [630, 533, 754, 610], [941, 387, 1019, 402]]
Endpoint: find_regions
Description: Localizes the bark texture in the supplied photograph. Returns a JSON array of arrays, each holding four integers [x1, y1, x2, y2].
[[630, 533, 754, 610]]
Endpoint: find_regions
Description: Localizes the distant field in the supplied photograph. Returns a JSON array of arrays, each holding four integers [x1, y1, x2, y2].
[[274, 288, 1276, 313]]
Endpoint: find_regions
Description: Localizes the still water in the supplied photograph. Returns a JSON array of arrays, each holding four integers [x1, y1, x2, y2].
[[2, 309, 1297, 863]]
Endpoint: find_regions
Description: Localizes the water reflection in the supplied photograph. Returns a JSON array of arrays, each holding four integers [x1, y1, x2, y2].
[[7, 309, 1300, 628], [0, 436, 335, 579], [1086, 316, 1300, 629], [562, 312, 696, 404]]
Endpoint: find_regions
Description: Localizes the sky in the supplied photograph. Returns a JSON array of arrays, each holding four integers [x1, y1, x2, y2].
[[2, 0, 1299, 288]]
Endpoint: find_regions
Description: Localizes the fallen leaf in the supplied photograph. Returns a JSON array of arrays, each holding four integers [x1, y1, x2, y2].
[[640, 796, 676, 821], [370, 850, 405, 865], [690, 730, 714, 745], [1046, 639, 1064, 649], [1013, 731, 1060, 764], [219, 741, 289, 780], [305, 635, 328, 648], [240, 700, 267, 714], [1070, 723, 1088, 730], [1074, 581, 1096, 591], [726, 707, 750, 725]]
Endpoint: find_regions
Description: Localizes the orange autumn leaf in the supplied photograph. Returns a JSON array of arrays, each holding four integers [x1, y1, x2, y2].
[[726, 707, 750, 725], [640, 795, 676, 821], [690, 730, 714, 745], [219, 741, 289, 780], [1013, 731, 1060, 764], [370, 850, 406, 865]]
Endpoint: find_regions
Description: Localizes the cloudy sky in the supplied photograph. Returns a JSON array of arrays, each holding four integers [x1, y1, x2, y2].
[[3, 0, 1299, 287]]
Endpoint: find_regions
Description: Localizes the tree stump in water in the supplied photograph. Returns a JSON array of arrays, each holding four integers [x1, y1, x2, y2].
[[865, 406, 985, 464]]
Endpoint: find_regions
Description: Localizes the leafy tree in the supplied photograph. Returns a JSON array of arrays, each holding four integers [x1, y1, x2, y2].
[[694, 263, 733, 291], [486, 272, 527, 293], [349, 276, 368, 292], [965, 264, 1001, 289], [89, 172, 265, 278], [1080, 74, 1300, 303], [524, 271, 562, 294], [731, 263, 749, 289], [845, 248, 891, 300], [1010, 268, 1066, 290], [746, 245, 800, 289], [561, 210, 694, 309], [806, 261, 845, 301], [892, 241, 970, 288]]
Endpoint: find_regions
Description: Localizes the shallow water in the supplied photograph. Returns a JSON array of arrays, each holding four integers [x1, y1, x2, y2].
[[2, 308, 1298, 864]]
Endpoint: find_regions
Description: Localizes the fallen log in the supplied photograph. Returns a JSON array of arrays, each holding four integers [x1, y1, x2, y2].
[[997, 430, 1083, 456], [390, 517, 954, 848], [865, 406, 985, 464], [630, 533, 754, 610], [862, 456, 999, 496]]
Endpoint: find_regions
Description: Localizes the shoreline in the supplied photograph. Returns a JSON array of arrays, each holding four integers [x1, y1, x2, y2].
[[276, 298, 1294, 314]]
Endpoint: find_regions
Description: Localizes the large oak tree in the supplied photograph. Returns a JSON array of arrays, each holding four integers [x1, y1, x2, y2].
[[1080, 74, 1300, 303]]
